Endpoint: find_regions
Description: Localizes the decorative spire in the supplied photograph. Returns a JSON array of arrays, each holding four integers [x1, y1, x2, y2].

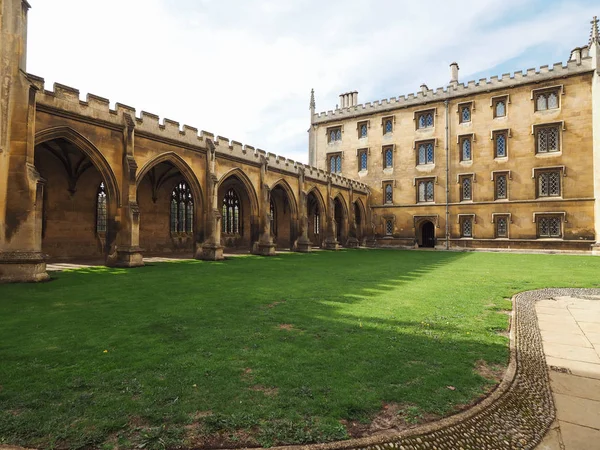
[[309, 89, 315, 110], [590, 16, 599, 46]]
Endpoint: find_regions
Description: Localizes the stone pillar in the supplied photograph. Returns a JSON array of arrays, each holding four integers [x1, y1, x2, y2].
[[113, 113, 144, 267], [252, 156, 276, 256], [590, 17, 600, 255], [323, 178, 340, 250], [295, 167, 311, 252], [199, 140, 224, 260], [346, 186, 359, 248], [0, 1, 50, 282]]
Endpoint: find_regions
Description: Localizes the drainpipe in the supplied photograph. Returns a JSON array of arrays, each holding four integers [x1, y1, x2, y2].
[[444, 99, 450, 250]]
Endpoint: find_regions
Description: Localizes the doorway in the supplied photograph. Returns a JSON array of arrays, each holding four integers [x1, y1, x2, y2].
[[421, 221, 435, 248]]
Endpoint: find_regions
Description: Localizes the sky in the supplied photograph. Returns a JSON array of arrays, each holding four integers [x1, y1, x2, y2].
[[26, 0, 598, 164]]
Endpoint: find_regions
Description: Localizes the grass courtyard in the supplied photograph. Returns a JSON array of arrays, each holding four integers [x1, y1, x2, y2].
[[1, 249, 599, 449]]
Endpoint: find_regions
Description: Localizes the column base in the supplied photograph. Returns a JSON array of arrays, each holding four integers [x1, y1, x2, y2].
[[323, 239, 341, 251], [295, 239, 311, 253], [252, 241, 277, 256], [113, 247, 145, 268], [592, 243, 600, 256], [198, 243, 225, 261], [346, 237, 359, 248], [0, 252, 50, 283]]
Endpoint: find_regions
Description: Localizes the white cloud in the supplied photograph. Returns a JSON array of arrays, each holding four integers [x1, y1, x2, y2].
[[27, 0, 597, 164]]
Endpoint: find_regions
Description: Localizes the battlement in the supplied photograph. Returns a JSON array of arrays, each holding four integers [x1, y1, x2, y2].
[[28, 75, 369, 194], [312, 57, 595, 124]]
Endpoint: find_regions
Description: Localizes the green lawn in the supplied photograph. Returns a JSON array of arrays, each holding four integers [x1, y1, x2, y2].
[[1, 249, 599, 449]]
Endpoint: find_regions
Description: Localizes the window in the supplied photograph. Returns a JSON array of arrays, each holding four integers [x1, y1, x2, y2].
[[417, 141, 435, 165], [171, 180, 194, 233], [383, 146, 393, 169], [417, 179, 435, 203], [460, 176, 473, 201], [459, 104, 471, 123], [385, 219, 394, 236], [329, 154, 342, 173], [537, 215, 562, 238], [537, 170, 561, 198], [535, 125, 560, 153], [313, 212, 320, 236], [493, 130, 508, 158], [358, 122, 368, 139], [459, 136, 472, 162], [494, 173, 508, 200], [495, 215, 509, 238], [535, 89, 560, 111], [384, 182, 393, 204], [358, 149, 368, 171], [222, 188, 241, 234], [416, 110, 434, 129], [96, 182, 107, 233], [270, 198, 277, 237], [460, 216, 473, 238], [328, 126, 342, 143], [383, 117, 394, 135], [493, 97, 507, 118]]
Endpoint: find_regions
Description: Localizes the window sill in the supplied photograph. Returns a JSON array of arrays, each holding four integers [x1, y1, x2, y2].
[[494, 156, 509, 162], [459, 160, 473, 166], [417, 201, 436, 205], [383, 167, 394, 175], [383, 202, 394, 206], [358, 169, 368, 177], [536, 196, 563, 201], [459, 237, 474, 239], [416, 164, 436, 172], [535, 151, 562, 158], [536, 237, 564, 240], [494, 198, 509, 202]]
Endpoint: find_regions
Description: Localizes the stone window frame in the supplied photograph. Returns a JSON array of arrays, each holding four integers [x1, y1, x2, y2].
[[456, 173, 476, 202], [96, 181, 108, 235], [327, 125, 343, 144], [491, 94, 510, 118], [327, 152, 343, 174], [384, 218, 394, 236], [491, 128, 511, 159], [533, 212, 566, 239], [357, 148, 369, 172], [457, 133, 475, 162], [414, 138, 437, 166], [531, 85, 564, 112], [491, 213, 512, 239], [414, 108, 436, 130], [491, 170, 511, 201], [532, 122, 565, 155], [382, 145, 395, 169], [414, 176, 437, 203], [382, 115, 395, 135], [457, 213, 476, 238], [357, 120, 370, 139], [533, 166, 566, 199], [457, 101, 474, 124], [382, 179, 395, 205]]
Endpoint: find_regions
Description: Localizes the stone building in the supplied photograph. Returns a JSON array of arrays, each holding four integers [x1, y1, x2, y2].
[[309, 18, 600, 253], [0, 0, 369, 283]]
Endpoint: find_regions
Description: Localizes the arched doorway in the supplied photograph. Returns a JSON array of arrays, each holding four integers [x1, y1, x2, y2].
[[137, 160, 200, 255], [420, 221, 436, 248], [34, 137, 115, 262], [334, 196, 348, 244], [270, 183, 297, 250], [307, 190, 324, 247], [217, 172, 258, 251]]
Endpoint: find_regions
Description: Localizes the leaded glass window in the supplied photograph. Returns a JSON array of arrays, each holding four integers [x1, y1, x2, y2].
[[495, 174, 507, 200], [418, 142, 434, 165], [222, 188, 241, 234], [460, 105, 471, 123], [171, 180, 194, 233], [328, 127, 342, 143], [330, 157, 336, 173], [538, 216, 562, 238], [314, 212, 320, 235], [461, 138, 472, 161], [336, 155, 342, 173], [535, 90, 560, 111], [496, 217, 508, 238], [385, 147, 393, 169], [384, 119, 393, 134], [384, 183, 393, 204], [495, 132, 507, 158], [461, 218, 473, 237], [360, 123, 368, 138], [360, 151, 368, 171], [461, 177, 472, 201], [418, 180, 434, 202], [417, 111, 434, 129], [495, 100, 506, 117], [536, 126, 559, 153], [538, 171, 561, 197], [385, 219, 393, 236], [96, 182, 107, 233]]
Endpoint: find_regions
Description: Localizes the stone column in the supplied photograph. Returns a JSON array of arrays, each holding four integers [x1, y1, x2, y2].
[[113, 113, 144, 267], [323, 177, 340, 250], [199, 140, 224, 260], [252, 156, 276, 256], [590, 18, 600, 255], [295, 167, 311, 252], [346, 185, 359, 248]]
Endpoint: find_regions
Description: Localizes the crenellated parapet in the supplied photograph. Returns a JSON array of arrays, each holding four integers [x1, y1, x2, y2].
[[313, 58, 595, 124], [28, 74, 369, 195]]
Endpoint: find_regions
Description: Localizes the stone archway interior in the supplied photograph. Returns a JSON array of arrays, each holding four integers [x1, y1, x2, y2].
[[334, 198, 344, 242], [354, 202, 362, 239], [34, 138, 108, 261], [270, 186, 292, 249], [307, 192, 322, 246], [218, 175, 254, 250]]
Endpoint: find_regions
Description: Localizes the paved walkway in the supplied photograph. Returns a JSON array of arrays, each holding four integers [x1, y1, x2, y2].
[[535, 295, 600, 450]]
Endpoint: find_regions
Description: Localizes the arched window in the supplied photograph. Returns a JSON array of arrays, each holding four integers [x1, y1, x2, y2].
[[495, 101, 505, 117], [96, 182, 107, 233], [270, 198, 277, 237], [171, 181, 194, 233], [222, 188, 241, 234]]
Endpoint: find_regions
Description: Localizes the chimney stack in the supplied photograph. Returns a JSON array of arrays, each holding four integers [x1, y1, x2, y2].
[[338, 91, 358, 109], [449, 62, 459, 84]]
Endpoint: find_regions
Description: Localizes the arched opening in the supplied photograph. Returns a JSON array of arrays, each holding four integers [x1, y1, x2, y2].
[[270, 183, 296, 250], [354, 200, 363, 242], [34, 137, 114, 262], [217, 173, 257, 251], [420, 221, 436, 248], [137, 160, 199, 255], [334, 196, 347, 244], [307, 190, 324, 247]]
